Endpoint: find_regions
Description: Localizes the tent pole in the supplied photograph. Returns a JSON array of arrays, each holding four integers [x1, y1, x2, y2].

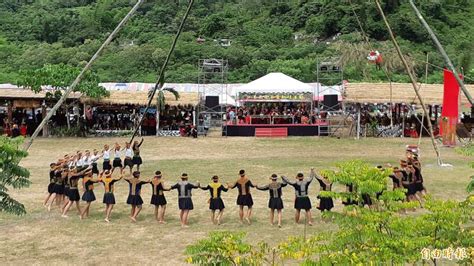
[[375, 0, 442, 165]]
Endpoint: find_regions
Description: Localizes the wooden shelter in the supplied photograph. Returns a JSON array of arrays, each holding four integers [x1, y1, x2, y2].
[[0, 87, 81, 123], [345, 82, 474, 105]]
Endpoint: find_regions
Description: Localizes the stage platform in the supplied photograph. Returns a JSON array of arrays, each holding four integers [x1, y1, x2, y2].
[[223, 123, 329, 137]]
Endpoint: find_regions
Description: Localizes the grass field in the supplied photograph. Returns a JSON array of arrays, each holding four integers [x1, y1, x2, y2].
[[0, 136, 471, 265]]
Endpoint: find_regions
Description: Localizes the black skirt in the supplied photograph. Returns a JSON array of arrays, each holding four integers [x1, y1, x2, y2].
[[103, 160, 112, 171], [52, 183, 64, 195], [127, 195, 143, 206], [64, 186, 70, 199], [82, 190, 96, 202], [132, 156, 142, 165], [124, 158, 133, 168], [405, 184, 417, 196], [150, 195, 167, 206], [415, 183, 425, 192], [113, 158, 123, 168], [68, 188, 80, 201], [92, 163, 99, 174], [269, 198, 284, 210], [236, 194, 253, 207], [209, 198, 225, 210], [317, 196, 334, 211], [179, 197, 194, 210], [103, 192, 116, 204], [48, 183, 55, 194], [294, 196, 311, 210]]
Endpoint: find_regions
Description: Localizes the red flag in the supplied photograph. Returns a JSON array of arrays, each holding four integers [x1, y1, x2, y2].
[[441, 69, 459, 117]]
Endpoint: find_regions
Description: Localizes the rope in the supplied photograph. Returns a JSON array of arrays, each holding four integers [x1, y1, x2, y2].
[[23, 0, 145, 151], [129, 0, 194, 143]]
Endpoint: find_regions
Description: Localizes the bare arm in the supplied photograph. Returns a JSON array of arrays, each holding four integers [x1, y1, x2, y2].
[[281, 175, 295, 185]]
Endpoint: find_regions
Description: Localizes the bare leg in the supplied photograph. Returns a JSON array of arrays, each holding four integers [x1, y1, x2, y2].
[[295, 209, 301, 223], [238, 206, 244, 224], [216, 209, 223, 225], [62, 201, 73, 217], [159, 205, 167, 223], [154, 206, 159, 221], [61, 197, 69, 213], [182, 210, 190, 227], [80, 202, 91, 219], [131, 205, 142, 222], [47, 193, 57, 211], [245, 207, 252, 224], [277, 209, 282, 227], [270, 209, 275, 225], [130, 206, 135, 217], [180, 210, 185, 227], [75, 201, 82, 214], [306, 210, 313, 226], [43, 193, 52, 207], [211, 210, 216, 224]]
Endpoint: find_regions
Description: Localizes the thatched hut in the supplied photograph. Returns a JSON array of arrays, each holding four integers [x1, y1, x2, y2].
[[344, 82, 474, 105], [79, 90, 198, 106]]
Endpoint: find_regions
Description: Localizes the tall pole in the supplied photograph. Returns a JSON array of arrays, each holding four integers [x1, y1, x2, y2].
[[130, 0, 194, 143], [409, 0, 473, 105], [375, 0, 442, 165], [23, 0, 145, 151]]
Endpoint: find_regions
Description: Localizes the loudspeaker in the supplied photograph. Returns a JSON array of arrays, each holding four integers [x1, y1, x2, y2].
[[205, 96, 219, 111], [323, 95, 340, 110]]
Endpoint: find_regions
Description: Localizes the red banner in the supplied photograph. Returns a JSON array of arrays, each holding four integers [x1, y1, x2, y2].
[[441, 69, 459, 117]]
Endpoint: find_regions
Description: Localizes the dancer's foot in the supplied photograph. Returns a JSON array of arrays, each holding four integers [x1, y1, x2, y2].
[[245, 217, 251, 225], [61, 214, 68, 218], [307, 221, 313, 226], [105, 218, 110, 223], [47, 205, 52, 212], [278, 224, 282, 228]]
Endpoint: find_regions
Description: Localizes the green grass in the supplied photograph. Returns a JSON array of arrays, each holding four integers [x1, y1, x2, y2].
[[0, 136, 471, 264]]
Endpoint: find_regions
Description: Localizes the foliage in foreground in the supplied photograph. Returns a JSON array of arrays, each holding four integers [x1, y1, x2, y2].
[[0, 136, 30, 215], [185, 160, 474, 265], [455, 144, 474, 193]]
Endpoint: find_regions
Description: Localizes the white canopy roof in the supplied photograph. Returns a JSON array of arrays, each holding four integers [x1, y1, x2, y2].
[[234, 72, 313, 94]]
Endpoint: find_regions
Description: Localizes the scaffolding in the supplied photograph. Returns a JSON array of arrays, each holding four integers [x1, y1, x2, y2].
[[196, 59, 229, 136], [316, 57, 350, 137]]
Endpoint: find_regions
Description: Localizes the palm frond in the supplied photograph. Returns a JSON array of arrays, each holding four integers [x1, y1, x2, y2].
[[163, 87, 180, 100]]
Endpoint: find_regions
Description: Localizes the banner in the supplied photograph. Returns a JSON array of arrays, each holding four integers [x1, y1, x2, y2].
[[440, 69, 460, 146], [441, 69, 460, 117]]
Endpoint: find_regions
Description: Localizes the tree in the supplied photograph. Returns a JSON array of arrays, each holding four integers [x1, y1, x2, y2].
[[150, 87, 180, 135], [0, 136, 30, 215], [16, 64, 109, 130]]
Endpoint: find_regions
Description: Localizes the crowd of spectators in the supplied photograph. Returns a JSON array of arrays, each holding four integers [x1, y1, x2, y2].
[[227, 103, 316, 124]]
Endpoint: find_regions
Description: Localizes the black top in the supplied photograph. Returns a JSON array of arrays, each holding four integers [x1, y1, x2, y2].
[[315, 176, 332, 191], [257, 182, 287, 198], [49, 170, 56, 184], [151, 180, 167, 196], [282, 174, 314, 197], [125, 179, 148, 196], [171, 181, 199, 198], [100, 177, 121, 193], [230, 177, 254, 196], [389, 174, 401, 188], [69, 174, 82, 188], [201, 182, 228, 199]]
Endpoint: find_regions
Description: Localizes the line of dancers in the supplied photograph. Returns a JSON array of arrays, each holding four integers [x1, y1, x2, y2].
[[43, 142, 426, 227]]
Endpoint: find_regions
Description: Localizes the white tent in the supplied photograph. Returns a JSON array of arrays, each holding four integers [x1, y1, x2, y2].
[[233, 72, 314, 94]]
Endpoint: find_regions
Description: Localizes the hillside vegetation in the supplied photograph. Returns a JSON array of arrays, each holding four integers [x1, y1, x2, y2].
[[0, 0, 473, 84]]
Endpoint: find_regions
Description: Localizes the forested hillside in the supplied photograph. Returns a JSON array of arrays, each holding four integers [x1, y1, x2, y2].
[[0, 0, 473, 84]]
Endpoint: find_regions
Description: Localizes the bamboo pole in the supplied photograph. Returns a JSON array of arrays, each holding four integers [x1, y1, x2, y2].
[[409, 0, 473, 105], [130, 0, 194, 143], [374, 0, 442, 165], [23, 0, 145, 151]]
